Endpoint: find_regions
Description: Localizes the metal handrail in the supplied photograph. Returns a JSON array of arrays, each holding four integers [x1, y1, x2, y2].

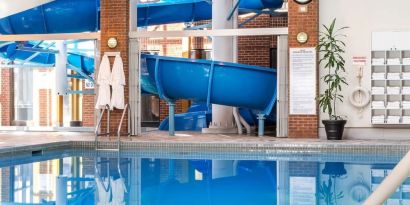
[[117, 104, 131, 150], [94, 162, 111, 193], [364, 151, 410, 205], [94, 149, 111, 193], [95, 104, 110, 150]]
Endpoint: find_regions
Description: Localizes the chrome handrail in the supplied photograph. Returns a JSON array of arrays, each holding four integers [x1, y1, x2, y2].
[[95, 104, 110, 150], [364, 151, 410, 205], [117, 104, 131, 150], [94, 161, 111, 193]]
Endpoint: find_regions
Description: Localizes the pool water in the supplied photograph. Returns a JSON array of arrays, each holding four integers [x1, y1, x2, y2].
[[0, 150, 407, 205]]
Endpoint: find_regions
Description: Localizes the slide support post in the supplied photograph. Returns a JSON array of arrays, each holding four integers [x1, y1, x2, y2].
[[257, 114, 265, 137], [168, 101, 175, 136]]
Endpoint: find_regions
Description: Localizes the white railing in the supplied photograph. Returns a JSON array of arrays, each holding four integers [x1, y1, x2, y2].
[[364, 151, 410, 205]]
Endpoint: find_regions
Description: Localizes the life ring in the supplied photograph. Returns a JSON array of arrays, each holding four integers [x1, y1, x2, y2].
[[349, 87, 370, 108]]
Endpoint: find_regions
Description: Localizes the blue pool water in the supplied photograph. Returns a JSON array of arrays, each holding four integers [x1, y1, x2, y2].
[[0, 149, 407, 205]]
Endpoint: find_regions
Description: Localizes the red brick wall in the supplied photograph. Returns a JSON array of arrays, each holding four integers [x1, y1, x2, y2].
[[82, 82, 95, 127], [100, 0, 129, 132], [0, 69, 14, 126], [159, 100, 185, 121], [39, 89, 52, 126], [288, 0, 319, 138], [238, 15, 287, 67]]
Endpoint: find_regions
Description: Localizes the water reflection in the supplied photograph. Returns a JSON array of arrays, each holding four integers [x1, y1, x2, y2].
[[0, 154, 406, 205]]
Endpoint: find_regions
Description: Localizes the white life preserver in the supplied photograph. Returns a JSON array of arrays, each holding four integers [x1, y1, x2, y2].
[[349, 87, 370, 108]]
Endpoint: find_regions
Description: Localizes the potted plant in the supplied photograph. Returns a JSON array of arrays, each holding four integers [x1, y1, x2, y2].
[[317, 19, 348, 140], [319, 162, 347, 205]]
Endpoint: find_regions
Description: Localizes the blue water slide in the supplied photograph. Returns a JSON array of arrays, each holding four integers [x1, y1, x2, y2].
[[0, 42, 94, 75], [141, 54, 277, 116], [142, 160, 277, 205], [159, 103, 212, 131], [138, 0, 283, 27], [0, 0, 283, 34], [0, 0, 100, 35]]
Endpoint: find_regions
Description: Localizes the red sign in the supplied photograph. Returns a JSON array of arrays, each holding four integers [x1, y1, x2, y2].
[[353, 56, 367, 66]]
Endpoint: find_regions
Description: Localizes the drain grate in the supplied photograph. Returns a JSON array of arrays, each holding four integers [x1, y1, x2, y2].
[[31, 150, 43, 156]]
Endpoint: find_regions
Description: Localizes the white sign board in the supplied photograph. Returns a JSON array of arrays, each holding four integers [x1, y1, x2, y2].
[[84, 74, 95, 89], [290, 177, 317, 205], [290, 48, 317, 115]]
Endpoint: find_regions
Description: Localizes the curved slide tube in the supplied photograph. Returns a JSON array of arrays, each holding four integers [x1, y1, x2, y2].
[[0, 41, 94, 75], [0, 0, 283, 34], [0, 0, 100, 34], [142, 160, 277, 205], [141, 54, 277, 135], [137, 0, 283, 27], [158, 104, 276, 132]]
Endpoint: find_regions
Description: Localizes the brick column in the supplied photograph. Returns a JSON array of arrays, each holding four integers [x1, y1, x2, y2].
[[288, 0, 319, 138], [100, 0, 129, 132], [39, 89, 52, 126], [0, 68, 14, 126], [82, 82, 95, 127]]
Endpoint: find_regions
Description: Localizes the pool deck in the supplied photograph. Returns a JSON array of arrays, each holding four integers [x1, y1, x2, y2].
[[0, 130, 408, 152]]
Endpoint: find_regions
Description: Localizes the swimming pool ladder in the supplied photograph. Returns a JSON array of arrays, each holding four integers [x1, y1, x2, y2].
[[364, 151, 410, 205], [95, 104, 111, 150], [117, 103, 132, 150], [95, 104, 131, 151]]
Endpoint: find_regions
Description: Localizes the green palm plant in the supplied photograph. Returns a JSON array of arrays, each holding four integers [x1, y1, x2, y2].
[[317, 18, 348, 120]]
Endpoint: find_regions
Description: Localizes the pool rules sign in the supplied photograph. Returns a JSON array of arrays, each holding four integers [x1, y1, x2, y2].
[[290, 48, 317, 115]]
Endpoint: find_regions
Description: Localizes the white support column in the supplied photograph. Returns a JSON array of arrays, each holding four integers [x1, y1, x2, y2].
[[276, 161, 290, 205], [203, 0, 237, 134], [276, 35, 289, 137], [55, 40, 67, 96], [129, 0, 141, 136], [128, 158, 141, 205], [56, 176, 67, 205], [129, 38, 141, 136], [94, 40, 101, 125], [212, 160, 235, 179]]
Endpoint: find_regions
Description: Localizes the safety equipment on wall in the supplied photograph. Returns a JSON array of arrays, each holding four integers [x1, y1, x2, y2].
[[349, 87, 370, 108], [349, 66, 370, 115]]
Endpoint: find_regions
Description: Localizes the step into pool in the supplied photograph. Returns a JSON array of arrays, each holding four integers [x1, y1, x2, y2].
[[0, 149, 407, 205]]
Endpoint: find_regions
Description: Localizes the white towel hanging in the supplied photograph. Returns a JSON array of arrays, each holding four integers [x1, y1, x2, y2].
[[95, 55, 112, 109], [110, 54, 126, 110]]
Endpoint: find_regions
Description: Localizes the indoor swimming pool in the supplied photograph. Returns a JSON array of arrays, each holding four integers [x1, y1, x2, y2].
[[0, 149, 407, 205]]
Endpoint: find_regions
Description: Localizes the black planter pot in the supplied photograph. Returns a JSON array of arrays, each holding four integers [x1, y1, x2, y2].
[[322, 162, 347, 177], [322, 120, 347, 140]]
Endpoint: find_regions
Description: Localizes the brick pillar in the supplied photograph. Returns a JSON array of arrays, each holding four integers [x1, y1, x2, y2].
[[288, 0, 319, 138], [100, 0, 129, 132], [82, 82, 95, 127], [0, 68, 14, 126], [39, 89, 52, 126]]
